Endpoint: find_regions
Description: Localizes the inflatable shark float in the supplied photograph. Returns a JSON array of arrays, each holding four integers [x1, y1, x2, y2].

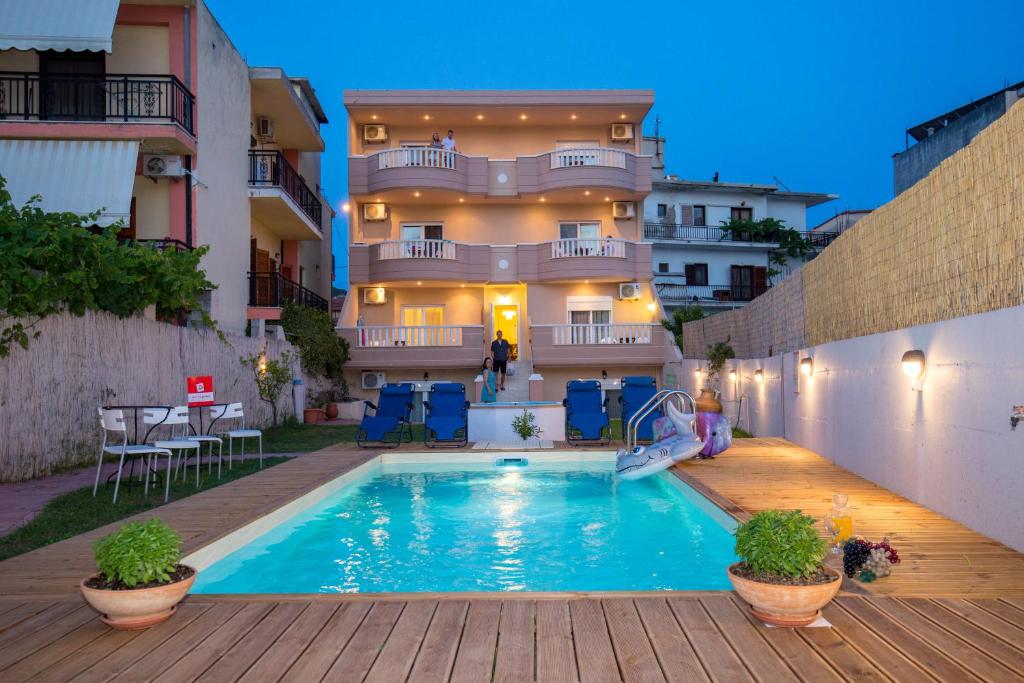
[[615, 401, 706, 480]]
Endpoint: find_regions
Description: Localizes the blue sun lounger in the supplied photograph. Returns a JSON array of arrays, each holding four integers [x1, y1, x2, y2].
[[424, 382, 469, 447], [563, 380, 611, 445], [619, 376, 662, 443], [356, 383, 415, 448]]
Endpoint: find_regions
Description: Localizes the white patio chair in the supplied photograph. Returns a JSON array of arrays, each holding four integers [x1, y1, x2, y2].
[[211, 402, 263, 468], [185, 409, 225, 480], [145, 406, 203, 488], [93, 408, 173, 504]]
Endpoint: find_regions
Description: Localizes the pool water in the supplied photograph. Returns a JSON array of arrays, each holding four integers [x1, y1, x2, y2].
[[192, 459, 738, 594]]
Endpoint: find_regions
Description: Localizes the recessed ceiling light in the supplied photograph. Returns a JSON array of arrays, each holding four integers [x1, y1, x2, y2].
[[619, 114, 627, 119], [476, 114, 484, 120], [413, 191, 421, 197], [604, 196, 611, 201], [585, 280, 589, 284], [371, 114, 378, 120], [519, 114, 528, 120], [570, 114, 577, 120], [539, 197, 546, 202], [423, 114, 431, 120], [458, 197, 464, 203], [417, 281, 422, 286], [584, 190, 591, 196]]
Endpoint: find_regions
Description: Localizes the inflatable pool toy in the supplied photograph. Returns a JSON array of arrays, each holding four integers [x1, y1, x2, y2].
[[696, 411, 732, 457], [616, 401, 705, 480]]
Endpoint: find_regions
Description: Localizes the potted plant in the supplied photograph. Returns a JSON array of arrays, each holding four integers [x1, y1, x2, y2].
[[334, 379, 363, 421], [303, 393, 326, 424], [728, 509, 840, 627], [697, 340, 735, 413], [511, 408, 543, 446], [80, 518, 196, 630], [321, 389, 339, 420]]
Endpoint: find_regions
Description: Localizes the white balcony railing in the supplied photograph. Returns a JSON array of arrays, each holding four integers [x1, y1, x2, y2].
[[377, 239, 456, 260], [544, 323, 656, 346], [357, 325, 464, 348], [375, 147, 459, 170], [550, 237, 626, 259], [549, 147, 627, 170]]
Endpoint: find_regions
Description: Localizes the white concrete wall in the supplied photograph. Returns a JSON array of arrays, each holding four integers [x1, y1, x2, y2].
[[694, 304, 1024, 552], [652, 244, 771, 286]]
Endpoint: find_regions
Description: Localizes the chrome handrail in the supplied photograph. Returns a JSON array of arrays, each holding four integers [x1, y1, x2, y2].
[[624, 389, 697, 452]]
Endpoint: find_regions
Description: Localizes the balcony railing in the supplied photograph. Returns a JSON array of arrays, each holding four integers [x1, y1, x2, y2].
[[807, 231, 841, 248], [549, 147, 626, 169], [248, 151, 322, 225], [0, 72, 194, 134], [374, 147, 459, 169], [656, 283, 768, 303], [377, 239, 456, 261], [248, 271, 328, 311], [132, 238, 193, 253], [550, 237, 627, 259], [539, 323, 657, 346], [356, 325, 464, 348]]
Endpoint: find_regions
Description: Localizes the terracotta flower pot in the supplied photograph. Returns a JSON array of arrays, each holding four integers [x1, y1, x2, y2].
[[695, 388, 723, 413], [325, 402, 339, 420], [80, 567, 196, 630], [303, 408, 325, 424], [728, 563, 841, 627]]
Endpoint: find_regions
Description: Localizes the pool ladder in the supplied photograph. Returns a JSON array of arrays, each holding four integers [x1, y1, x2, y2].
[[624, 390, 698, 453]]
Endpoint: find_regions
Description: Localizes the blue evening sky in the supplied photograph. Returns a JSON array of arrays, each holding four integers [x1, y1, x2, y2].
[[206, 0, 1021, 289]]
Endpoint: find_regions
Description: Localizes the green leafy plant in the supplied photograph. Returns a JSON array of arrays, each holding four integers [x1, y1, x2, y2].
[[0, 176, 217, 357], [704, 340, 736, 388], [511, 409, 543, 441], [734, 510, 828, 578], [280, 303, 349, 380], [718, 217, 813, 279], [661, 305, 705, 352], [241, 350, 294, 427], [93, 518, 181, 587]]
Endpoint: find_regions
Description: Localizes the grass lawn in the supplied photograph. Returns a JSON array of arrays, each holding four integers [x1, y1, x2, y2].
[[0, 457, 288, 562], [261, 421, 425, 452]]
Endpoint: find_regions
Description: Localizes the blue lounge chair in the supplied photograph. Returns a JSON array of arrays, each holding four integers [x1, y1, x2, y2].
[[424, 383, 469, 447], [356, 383, 415, 448], [619, 376, 662, 443], [563, 380, 610, 445]]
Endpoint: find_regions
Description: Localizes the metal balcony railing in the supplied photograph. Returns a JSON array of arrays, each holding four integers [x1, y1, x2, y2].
[[248, 271, 327, 311], [0, 72, 194, 133], [248, 151, 323, 226], [656, 283, 768, 303], [549, 237, 627, 259]]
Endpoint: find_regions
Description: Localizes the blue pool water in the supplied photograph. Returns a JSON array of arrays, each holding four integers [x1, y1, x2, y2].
[[192, 460, 738, 593]]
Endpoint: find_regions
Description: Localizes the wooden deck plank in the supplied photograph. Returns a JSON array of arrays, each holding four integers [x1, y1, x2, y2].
[[570, 598, 622, 683], [323, 601, 405, 681], [667, 598, 752, 683], [25, 618, 143, 683], [819, 600, 934, 683], [938, 598, 1024, 648], [2, 615, 114, 682], [794, 621, 888, 682], [365, 600, 437, 683], [493, 600, 536, 683], [969, 598, 1024, 631], [0, 605, 96, 672], [408, 600, 469, 683], [449, 599, 502, 682], [196, 602, 307, 682], [280, 601, 372, 682], [633, 598, 710, 683], [237, 603, 339, 683], [536, 600, 580, 683], [0, 602, 55, 635], [0, 602, 79, 648], [698, 595, 799, 683], [602, 599, 666, 683]]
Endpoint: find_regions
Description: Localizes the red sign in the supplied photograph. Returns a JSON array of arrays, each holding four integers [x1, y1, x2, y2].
[[187, 375, 214, 407]]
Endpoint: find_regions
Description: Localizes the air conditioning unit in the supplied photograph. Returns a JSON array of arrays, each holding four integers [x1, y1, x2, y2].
[[610, 122, 634, 142], [361, 371, 386, 390], [363, 286, 387, 305], [142, 154, 184, 178], [612, 201, 635, 218], [619, 282, 642, 300], [363, 203, 388, 221], [256, 116, 275, 141], [363, 124, 388, 143]]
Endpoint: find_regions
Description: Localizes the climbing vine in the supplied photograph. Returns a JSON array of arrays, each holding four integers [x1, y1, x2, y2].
[[718, 217, 814, 278]]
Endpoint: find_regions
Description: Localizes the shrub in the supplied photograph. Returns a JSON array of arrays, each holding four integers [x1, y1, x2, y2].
[[280, 303, 349, 380], [241, 350, 294, 427], [734, 510, 827, 578], [661, 305, 704, 352], [93, 518, 181, 587], [511, 409, 542, 441]]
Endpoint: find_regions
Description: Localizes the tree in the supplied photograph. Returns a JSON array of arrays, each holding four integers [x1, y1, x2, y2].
[[0, 175, 215, 357], [718, 217, 813, 279], [241, 350, 294, 427], [279, 303, 349, 380], [661, 305, 705, 352]]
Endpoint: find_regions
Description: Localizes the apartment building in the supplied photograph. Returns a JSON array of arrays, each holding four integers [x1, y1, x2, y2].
[[0, 0, 333, 332], [641, 137, 835, 312], [338, 90, 678, 404]]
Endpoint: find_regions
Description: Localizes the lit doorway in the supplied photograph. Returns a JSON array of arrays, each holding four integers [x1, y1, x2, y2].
[[491, 303, 520, 361]]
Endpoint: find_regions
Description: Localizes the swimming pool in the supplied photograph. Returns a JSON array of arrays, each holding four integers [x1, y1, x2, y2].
[[188, 452, 738, 594]]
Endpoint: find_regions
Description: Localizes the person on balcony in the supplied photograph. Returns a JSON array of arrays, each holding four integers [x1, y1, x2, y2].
[[481, 358, 497, 403], [491, 330, 510, 392], [442, 130, 457, 169]]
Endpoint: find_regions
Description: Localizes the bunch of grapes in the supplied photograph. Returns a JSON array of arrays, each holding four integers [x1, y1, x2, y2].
[[863, 547, 892, 578], [870, 538, 900, 565], [842, 539, 872, 577]]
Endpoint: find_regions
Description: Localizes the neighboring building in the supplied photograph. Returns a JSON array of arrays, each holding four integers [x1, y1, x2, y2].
[[642, 166, 835, 312], [338, 90, 677, 405], [893, 80, 1023, 196], [810, 209, 872, 236], [0, 0, 333, 333]]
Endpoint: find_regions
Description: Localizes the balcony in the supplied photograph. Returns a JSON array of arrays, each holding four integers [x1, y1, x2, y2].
[[518, 147, 651, 195], [643, 222, 779, 246], [348, 148, 487, 196], [656, 283, 768, 305], [248, 151, 323, 240], [517, 239, 652, 283], [0, 72, 195, 136], [531, 323, 669, 368], [349, 240, 490, 284], [808, 231, 841, 248], [248, 271, 328, 313], [340, 325, 486, 369]]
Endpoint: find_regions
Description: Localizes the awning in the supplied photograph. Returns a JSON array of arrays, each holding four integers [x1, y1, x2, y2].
[[0, 0, 120, 52], [0, 139, 139, 227]]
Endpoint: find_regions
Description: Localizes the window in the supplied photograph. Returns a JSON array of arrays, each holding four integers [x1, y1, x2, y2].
[[566, 295, 612, 343], [658, 262, 670, 273], [656, 204, 668, 218], [39, 50, 106, 121], [730, 265, 768, 301], [729, 207, 753, 241], [400, 224, 444, 240], [559, 222, 601, 240], [693, 205, 706, 226], [402, 305, 444, 327], [685, 263, 709, 286]]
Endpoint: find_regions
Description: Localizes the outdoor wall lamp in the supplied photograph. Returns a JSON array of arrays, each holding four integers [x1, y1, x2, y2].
[[602, 370, 608, 380], [800, 357, 813, 377], [754, 369, 764, 383], [728, 369, 737, 382], [901, 350, 926, 379]]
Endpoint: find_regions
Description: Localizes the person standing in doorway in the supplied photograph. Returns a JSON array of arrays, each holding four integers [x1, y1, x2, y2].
[[491, 330, 510, 392]]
